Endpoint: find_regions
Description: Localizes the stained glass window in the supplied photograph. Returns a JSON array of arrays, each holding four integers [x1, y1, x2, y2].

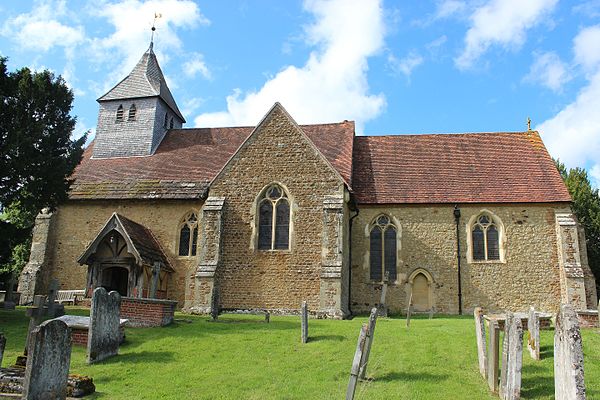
[[370, 215, 397, 282], [258, 184, 290, 250], [178, 212, 199, 257], [471, 213, 501, 261]]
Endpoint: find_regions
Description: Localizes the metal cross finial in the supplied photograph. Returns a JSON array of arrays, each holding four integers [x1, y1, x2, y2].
[[527, 117, 531, 131]]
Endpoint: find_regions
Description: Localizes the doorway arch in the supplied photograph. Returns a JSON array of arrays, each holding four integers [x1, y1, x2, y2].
[[408, 269, 434, 312]]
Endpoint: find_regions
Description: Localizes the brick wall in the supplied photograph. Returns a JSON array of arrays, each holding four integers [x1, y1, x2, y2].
[[121, 297, 177, 327]]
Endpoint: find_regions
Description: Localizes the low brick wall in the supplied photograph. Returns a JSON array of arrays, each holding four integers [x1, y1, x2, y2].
[[70, 326, 126, 346], [577, 310, 599, 328], [121, 297, 177, 327]]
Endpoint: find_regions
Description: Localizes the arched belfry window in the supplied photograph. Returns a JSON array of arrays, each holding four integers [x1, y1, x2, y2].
[[178, 212, 198, 257], [128, 104, 136, 121], [116, 105, 124, 122], [169, 117, 174, 129], [471, 213, 501, 261], [163, 112, 168, 128], [258, 184, 290, 250], [370, 215, 397, 281]]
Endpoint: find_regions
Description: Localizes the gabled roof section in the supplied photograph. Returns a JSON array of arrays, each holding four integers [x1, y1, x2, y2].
[[209, 102, 352, 189], [97, 44, 185, 122], [352, 131, 571, 204], [77, 213, 173, 271]]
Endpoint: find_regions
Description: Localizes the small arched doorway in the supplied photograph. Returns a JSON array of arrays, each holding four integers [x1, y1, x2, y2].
[[408, 269, 434, 312]]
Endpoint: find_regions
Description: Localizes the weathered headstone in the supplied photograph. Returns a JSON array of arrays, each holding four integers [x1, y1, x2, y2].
[[2, 273, 16, 309], [46, 279, 59, 317], [210, 288, 220, 321], [149, 262, 161, 299], [487, 318, 500, 393], [378, 271, 389, 317], [359, 307, 378, 380], [87, 287, 121, 364], [474, 307, 487, 378], [554, 304, 586, 400], [22, 319, 71, 400], [527, 307, 540, 360], [346, 323, 368, 400], [0, 333, 5, 367], [500, 313, 523, 400], [301, 301, 308, 344], [406, 293, 413, 328], [25, 295, 47, 356]]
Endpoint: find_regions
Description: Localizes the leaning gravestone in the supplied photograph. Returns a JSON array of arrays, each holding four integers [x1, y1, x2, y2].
[[301, 301, 308, 344], [87, 287, 121, 364], [487, 317, 501, 393], [474, 307, 487, 378], [527, 307, 540, 360], [555, 304, 586, 400], [499, 313, 523, 400], [346, 324, 368, 400], [22, 319, 71, 400], [0, 333, 5, 367], [358, 307, 379, 380]]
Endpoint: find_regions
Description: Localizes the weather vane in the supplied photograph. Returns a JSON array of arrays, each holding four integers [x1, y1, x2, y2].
[[527, 116, 531, 131], [150, 12, 162, 45]]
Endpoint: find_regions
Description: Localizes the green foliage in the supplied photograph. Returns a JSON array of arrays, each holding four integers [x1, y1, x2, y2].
[[555, 160, 600, 289], [0, 57, 86, 275]]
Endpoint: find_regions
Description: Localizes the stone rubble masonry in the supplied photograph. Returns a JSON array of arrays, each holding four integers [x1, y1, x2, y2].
[[120, 297, 177, 327], [87, 287, 121, 364], [474, 307, 487, 378], [554, 304, 586, 400], [500, 313, 523, 400], [208, 105, 347, 317], [22, 319, 72, 400], [527, 307, 540, 360], [18, 209, 56, 305], [577, 224, 598, 309]]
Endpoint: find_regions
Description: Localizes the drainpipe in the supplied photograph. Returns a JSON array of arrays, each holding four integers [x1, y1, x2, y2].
[[454, 204, 462, 315], [348, 196, 359, 317]]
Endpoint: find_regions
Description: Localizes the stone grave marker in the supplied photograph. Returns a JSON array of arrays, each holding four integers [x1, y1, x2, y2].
[[358, 307, 378, 380], [474, 307, 487, 378], [2, 273, 16, 310], [0, 333, 5, 367], [346, 323, 368, 400], [499, 313, 523, 400], [87, 287, 121, 364], [22, 319, 71, 400], [46, 278, 60, 317], [149, 262, 161, 298], [378, 271, 389, 317], [527, 307, 540, 360], [487, 317, 500, 393], [301, 301, 308, 344], [210, 288, 220, 321], [554, 303, 586, 400], [24, 295, 47, 356], [406, 293, 413, 328]]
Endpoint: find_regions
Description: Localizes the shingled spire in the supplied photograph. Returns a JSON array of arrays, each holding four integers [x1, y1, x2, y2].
[[92, 45, 185, 159]]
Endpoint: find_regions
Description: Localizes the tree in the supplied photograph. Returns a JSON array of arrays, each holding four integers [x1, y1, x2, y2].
[[555, 160, 600, 292], [0, 57, 86, 280]]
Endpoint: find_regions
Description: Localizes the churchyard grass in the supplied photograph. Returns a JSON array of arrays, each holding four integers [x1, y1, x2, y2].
[[1, 308, 599, 399]]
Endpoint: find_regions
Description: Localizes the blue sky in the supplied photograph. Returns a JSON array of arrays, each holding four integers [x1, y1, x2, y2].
[[1, 0, 600, 186]]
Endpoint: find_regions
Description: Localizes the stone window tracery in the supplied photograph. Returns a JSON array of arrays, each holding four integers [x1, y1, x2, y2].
[[178, 212, 198, 257], [471, 213, 501, 261], [370, 215, 397, 281], [257, 184, 290, 250], [116, 105, 124, 122], [128, 104, 137, 121]]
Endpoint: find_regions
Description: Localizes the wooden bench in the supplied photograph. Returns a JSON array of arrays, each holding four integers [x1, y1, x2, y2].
[[56, 290, 85, 305]]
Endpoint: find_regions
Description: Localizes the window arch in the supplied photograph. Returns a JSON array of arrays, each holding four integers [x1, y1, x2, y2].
[[257, 184, 290, 250], [169, 117, 174, 129], [128, 104, 137, 121], [116, 104, 124, 122], [163, 112, 168, 128], [369, 215, 397, 281], [469, 211, 503, 262], [178, 212, 198, 257]]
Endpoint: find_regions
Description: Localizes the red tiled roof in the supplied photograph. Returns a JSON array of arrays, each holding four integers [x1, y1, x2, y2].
[[352, 131, 571, 204], [69, 122, 354, 199]]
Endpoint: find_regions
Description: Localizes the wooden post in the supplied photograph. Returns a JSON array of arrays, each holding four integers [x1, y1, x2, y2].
[[346, 324, 368, 400], [487, 319, 500, 393], [359, 307, 378, 380], [301, 301, 308, 344]]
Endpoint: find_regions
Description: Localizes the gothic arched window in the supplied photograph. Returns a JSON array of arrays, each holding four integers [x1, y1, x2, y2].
[[178, 212, 199, 257], [116, 105, 124, 122], [471, 213, 500, 261], [257, 184, 290, 250], [128, 104, 137, 121], [370, 215, 397, 281]]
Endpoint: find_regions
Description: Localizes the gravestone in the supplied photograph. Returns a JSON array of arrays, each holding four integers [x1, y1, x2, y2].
[[527, 307, 540, 360], [378, 271, 389, 317], [149, 262, 161, 298], [0, 333, 5, 367], [346, 323, 368, 400], [301, 301, 308, 344], [554, 304, 586, 400], [22, 319, 71, 400], [474, 307, 487, 378], [2, 273, 16, 309], [406, 293, 413, 328], [87, 287, 121, 364], [358, 307, 378, 380], [210, 288, 220, 321], [46, 279, 60, 317], [500, 313, 523, 400], [24, 295, 47, 356], [487, 318, 501, 393]]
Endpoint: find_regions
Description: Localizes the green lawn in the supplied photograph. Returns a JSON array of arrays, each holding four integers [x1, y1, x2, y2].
[[1, 308, 599, 399]]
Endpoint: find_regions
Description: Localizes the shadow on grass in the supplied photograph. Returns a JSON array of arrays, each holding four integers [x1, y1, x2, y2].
[[520, 364, 553, 399], [539, 344, 553, 360], [308, 334, 346, 342], [95, 350, 175, 365], [377, 371, 449, 383]]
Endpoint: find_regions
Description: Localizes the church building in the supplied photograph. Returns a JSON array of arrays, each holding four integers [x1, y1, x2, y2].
[[18, 45, 598, 318]]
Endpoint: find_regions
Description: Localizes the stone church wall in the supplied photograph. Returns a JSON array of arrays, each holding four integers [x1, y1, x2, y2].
[[208, 106, 346, 314], [351, 203, 570, 314], [42, 199, 202, 307]]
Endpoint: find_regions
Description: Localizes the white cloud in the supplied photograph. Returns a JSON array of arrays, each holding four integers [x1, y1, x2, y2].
[[435, 0, 467, 19], [455, 0, 558, 70], [388, 51, 424, 79], [1, 0, 85, 52], [182, 52, 211, 79], [194, 0, 385, 132], [573, 1, 600, 18], [523, 51, 571, 92], [181, 97, 205, 117], [573, 25, 600, 73]]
